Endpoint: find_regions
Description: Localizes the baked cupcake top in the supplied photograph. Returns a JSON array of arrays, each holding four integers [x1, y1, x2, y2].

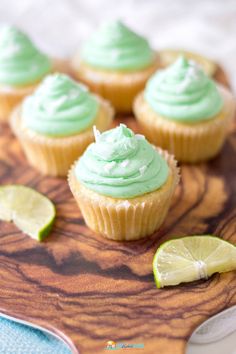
[[75, 124, 169, 198], [0, 26, 51, 86], [144, 56, 223, 123], [81, 20, 154, 71], [22, 74, 99, 137]]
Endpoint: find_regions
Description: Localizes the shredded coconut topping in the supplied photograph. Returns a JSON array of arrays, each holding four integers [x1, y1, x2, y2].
[[175, 62, 201, 94], [46, 95, 67, 113], [135, 134, 145, 140], [93, 126, 101, 142], [104, 161, 116, 172], [121, 160, 129, 168], [68, 89, 80, 100], [139, 165, 147, 175]]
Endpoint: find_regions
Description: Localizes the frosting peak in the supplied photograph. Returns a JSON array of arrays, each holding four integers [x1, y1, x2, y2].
[[22, 74, 99, 137], [92, 124, 138, 161], [172, 55, 188, 69], [81, 20, 154, 71], [0, 26, 51, 86], [145, 56, 223, 122], [75, 124, 169, 198]]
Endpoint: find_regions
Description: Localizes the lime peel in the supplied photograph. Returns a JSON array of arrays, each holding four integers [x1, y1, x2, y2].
[[0, 185, 56, 241]]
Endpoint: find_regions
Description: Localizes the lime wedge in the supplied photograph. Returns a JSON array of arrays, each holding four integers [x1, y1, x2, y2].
[[0, 185, 55, 241], [153, 235, 236, 288]]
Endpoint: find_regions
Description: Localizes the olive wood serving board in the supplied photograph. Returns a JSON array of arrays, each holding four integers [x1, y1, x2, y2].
[[0, 67, 235, 354]]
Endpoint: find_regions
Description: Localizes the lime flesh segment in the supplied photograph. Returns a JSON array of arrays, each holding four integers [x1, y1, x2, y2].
[[153, 235, 236, 288], [0, 185, 56, 241]]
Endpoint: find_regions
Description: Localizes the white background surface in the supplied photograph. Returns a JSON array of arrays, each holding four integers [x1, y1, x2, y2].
[[0, 0, 236, 91], [0, 1, 235, 353]]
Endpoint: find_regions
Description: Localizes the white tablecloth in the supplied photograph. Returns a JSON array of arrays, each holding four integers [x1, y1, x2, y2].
[[0, 0, 236, 91]]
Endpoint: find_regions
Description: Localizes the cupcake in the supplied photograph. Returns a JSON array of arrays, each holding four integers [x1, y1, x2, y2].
[[72, 20, 159, 112], [68, 124, 179, 241], [0, 26, 52, 122], [134, 56, 235, 163], [10, 74, 114, 177]]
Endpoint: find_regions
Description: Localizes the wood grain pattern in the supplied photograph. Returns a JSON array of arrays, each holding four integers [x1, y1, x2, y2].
[[0, 66, 235, 354]]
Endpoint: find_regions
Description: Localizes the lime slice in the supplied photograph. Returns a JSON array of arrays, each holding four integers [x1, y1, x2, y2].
[[0, 185, 55, 241], [153, 235, 236, 288]]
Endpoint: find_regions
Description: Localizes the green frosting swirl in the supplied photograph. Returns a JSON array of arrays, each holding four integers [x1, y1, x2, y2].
[[22, 74, 99, 137], [75, 124, 169, 198], [0, 26, 51, 86], [145, 56, 223, 122], [81, 20, 154, 71]]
